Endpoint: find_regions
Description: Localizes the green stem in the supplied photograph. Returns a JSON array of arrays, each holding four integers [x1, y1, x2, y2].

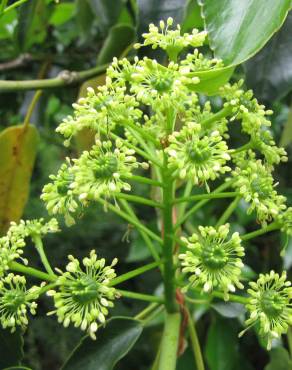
[[187, 310, 205, 370], [134, 302, 160, 321], [122, 120, 160, 147], [32, 235, 56, 277], [241, 222, 280, 241], [200, 106, 232, 126], [97, 198, 163, 244], [230, 142, 253, 154], [173, 192, 238, 205], [0, 63, 109, 92], [114, 193, 163, 208], [287, 327, 292, 359], [215, 196, 241, 227], [162, 163, 177, 313], [175, 180, 235, 229], [190, 288, 248, 304], [23, 90, 43, 129], [119, 199, 161, 263], [2, 0, 28, 14], [110, 261, 162, 286], [124, 175, 163, 187], [158, 312, 181, 370], [9, 261, 56, 282], [118, 289, 164, 303]]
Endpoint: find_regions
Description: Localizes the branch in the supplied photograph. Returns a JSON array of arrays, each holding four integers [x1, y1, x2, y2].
[[0, 53, 32, 72], [0, 63, 109, 92]]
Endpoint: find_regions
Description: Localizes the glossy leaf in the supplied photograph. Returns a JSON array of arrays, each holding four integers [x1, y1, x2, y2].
[[199, 0, 291, 66], [61, 317, 143, 370], [245, 13, 292, 102], [205, 316, 239, 370], [211, 302, 245, 318], [0, 125, 39, 235], [188, 66, 234, 95], [0, 328, 23, 368], [49, 3, 75, 26], [265, 347, 292, 370]]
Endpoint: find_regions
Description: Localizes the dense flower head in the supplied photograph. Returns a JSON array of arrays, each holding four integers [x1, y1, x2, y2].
[[47, 250, 118, 339], [0, 274, 38, 332], [180, 49, 223, 72], [166, 122, 231, 190], [232, 160, 286, 225], [9, 218, 59, 239], [277, 207, 292, 236], [134, 17, 207, 61], [41, 159, 79, 226], [241, 271, 292, 350], [71, 139, 144, 202], [179, 224, 245, 300], [56, 85, 142, 146], [0, 223, 27, 276]]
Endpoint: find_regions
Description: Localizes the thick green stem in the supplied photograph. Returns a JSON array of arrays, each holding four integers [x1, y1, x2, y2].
[[216, 196, 241, 227], [187, 310, 205, 370], [162, 164, 177, 313], [241, 222, 280, 241], [9, 261, 56, 282], [158, 312, 181, 370], [32, 235, 56, 277], [110, 261, 162, 286], [118, 289, 164, 303]]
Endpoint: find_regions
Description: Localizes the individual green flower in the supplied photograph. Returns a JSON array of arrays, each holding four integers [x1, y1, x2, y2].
[[0, 223, 27, 277], [56, 85, 141, 146], [130, 57, 198, 110], [71, 139, 143, 202], [179, 224, 245, 300], [134, 17, 207, 60], [232, 160, 286, 225], [41, 159, 79, 226], [0, 274, 38, 332], [47, 250, 118, 339], [166, 122, 231, 190], [241, 271, 292, 350]]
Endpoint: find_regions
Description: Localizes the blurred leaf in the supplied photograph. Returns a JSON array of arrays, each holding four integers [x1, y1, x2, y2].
[[245, 13, 292, 102], [0, 125, 39, 235], [3, 367, 32, 370], [61, 317, 143, 370], [199, 0, 291, 66], [280, 104, 292, 147], [0, 328, 23, 368], [188, 66, 234, 95], [205, 316, 239, 370], [265, 347, 292, 370], [182, 0, 204, 32], [97, 23, 135, 64], [126, 233, 154, 262], [75, 0, 95, 38], [16, 0, 50, 51], [211, 302, 245, 318], [0, 10, 17, 40], [49, 3, 75, 26], [282, 238, 292, 270], [88, 0, 123, 30]]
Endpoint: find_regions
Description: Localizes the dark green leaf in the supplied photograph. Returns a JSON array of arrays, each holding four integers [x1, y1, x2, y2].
[[265, 347, 292, 370], [88, 0, 123, 30], [0, 10, 17, 40], [76, 0, 95, 38], [211, 302, 245, 318], [0, 328, 23, 368], [126, 233, 152, 262], [205, 316, 239, 370], [182, 0, 204, 32], [0, 125, 39, 235], [245, 13, 292, 102], [97, 24, 135, 65], [16, 0, 50, 51], [199, 0, 291, 66], [61, 317, 143, 370]]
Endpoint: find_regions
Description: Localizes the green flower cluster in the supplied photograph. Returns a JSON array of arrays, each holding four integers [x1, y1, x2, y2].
[[47, 250, 118, 339], [242, 271, 292, 350], [0, 274, 39, 332], [179, 224, 244, 300]]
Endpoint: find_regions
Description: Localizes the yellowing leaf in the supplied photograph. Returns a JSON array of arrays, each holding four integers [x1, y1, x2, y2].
[[0, 125, 39, 235]]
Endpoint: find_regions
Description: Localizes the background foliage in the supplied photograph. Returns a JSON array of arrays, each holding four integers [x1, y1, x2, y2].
[[0, 0, 291, 369]]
